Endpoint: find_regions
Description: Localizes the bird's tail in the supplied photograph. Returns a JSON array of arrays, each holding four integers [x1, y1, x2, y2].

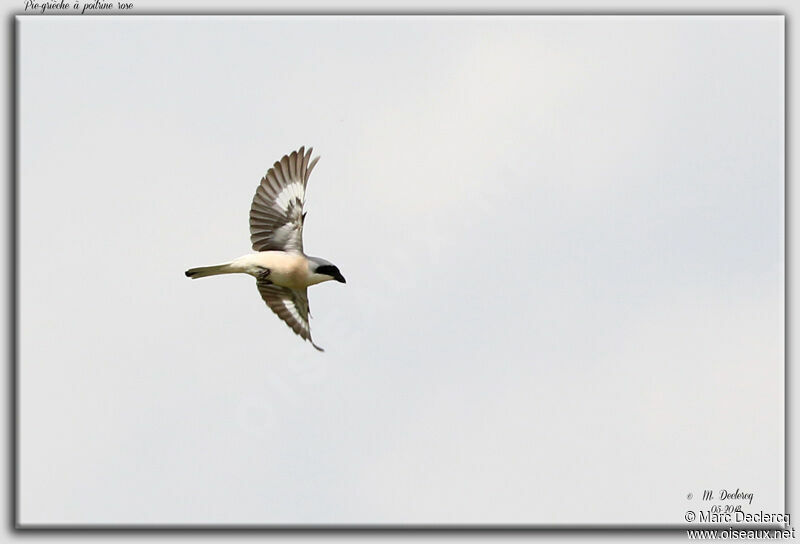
[[185, 263, 235, 279]]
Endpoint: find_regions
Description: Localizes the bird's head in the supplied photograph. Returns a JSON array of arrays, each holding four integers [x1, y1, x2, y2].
[[309, 257, 346, 285]]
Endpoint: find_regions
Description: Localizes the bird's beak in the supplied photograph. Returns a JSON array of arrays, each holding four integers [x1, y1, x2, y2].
[[336, 273, 346, 284]]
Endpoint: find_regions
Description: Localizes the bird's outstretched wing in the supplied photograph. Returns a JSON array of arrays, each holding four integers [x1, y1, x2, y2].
[[249, 147, 320, 254], [256, 280, 323, 351]]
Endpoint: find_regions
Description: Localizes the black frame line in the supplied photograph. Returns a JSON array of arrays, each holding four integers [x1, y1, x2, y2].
[[8, 10, 790, 534]]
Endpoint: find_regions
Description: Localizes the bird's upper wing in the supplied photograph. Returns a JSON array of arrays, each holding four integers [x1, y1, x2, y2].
[[249, 147, 320, 254], [256, 280, 323, 351]]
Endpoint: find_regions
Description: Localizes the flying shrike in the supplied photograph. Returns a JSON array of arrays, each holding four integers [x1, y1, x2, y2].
[[185, 147, 345, 351]]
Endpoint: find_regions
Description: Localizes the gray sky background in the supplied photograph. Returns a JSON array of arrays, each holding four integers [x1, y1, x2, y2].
[[18, 15, 783, 525]]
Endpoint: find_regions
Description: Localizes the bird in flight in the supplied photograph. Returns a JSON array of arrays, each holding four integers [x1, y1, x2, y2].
[[185, 147, 345, 351]]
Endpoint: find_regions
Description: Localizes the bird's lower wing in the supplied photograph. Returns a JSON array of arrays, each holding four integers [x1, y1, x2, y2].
[[256, 281, 323, 351]]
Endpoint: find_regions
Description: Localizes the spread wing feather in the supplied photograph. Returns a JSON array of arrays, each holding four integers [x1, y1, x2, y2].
[[256, 280, 323, 351], [249, 147, 319, 253]]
